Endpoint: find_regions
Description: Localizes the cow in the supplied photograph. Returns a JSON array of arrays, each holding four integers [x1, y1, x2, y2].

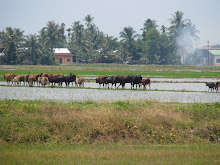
[[106, 76, 114, 88], [28, 74, 37, 87], [50, 73, 64, 79], [205, 82, 215, 92], [96, 75, 107, 88], [3, 72, 16, 85], [40, 77, 49, 87], [50, 75, 65, 86], [131, 74, 142, 89], [117, 75, 133, 89], [112, 75, 122, 89], [215, 81, 220, 92], [76, 77, 85, 87], [35, 74, 41, 86], [141, 78, 151, 89], [64, 73, 76, 87], [11, 75, 25, 86], [11, 76, 20, 86]]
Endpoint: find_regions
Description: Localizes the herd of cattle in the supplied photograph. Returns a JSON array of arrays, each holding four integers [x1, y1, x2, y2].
[[3, 72, 150, 89], [3, 72, 84, 87], [2, 72, 220, 91]]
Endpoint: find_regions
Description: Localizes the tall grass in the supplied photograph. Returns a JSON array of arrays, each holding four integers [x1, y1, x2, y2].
[[0, 100, 219, 144]]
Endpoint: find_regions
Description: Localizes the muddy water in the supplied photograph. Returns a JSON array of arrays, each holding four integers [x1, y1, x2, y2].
[[0, 85, 219, 103]]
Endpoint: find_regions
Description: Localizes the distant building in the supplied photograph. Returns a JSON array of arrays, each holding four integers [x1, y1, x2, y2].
[[54, 48, 75, 64], [197, 44, 220, 66]]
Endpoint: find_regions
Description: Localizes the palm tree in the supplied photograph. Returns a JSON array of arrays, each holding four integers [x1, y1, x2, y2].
[[119, 27, 140, 61], [141, 19, 158, 37], [169, 11, 189, 36], [39, 21, 66, 49], [0, 27, 24, 64], [84, 14, 94, 29], [24, 34, 42, 65], [71, 21, 85, 63]]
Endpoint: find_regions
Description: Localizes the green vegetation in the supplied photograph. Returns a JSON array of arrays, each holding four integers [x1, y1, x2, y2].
[[0, 64, 220, 82], [1, 100, 219, 144], [1, 11, 202, 65], [0, 100, 219, 164]]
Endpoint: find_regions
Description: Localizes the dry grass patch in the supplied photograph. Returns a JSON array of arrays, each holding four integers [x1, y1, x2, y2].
[[0, 100, 219, 144]]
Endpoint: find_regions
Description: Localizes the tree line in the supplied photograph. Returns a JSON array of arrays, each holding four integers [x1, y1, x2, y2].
[[0, 11, 199, 65]]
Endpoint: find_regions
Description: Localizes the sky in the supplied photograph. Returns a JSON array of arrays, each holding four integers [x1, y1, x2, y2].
[[1, 0, 220, 46]]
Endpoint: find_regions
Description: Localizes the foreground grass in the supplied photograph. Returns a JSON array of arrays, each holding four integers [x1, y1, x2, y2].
[[0, 100, 219, 164], [0, 144, 219, 164], [0, 64, 220, 81], [0, 100, 219, 144]]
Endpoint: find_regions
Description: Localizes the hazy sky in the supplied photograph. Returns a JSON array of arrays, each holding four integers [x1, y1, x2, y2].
[[1, 0, 220, 46]]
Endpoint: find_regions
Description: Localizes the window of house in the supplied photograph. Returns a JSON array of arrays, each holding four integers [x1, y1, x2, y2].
[[216, 59, 220, 63], [67, 59, 71, 62]]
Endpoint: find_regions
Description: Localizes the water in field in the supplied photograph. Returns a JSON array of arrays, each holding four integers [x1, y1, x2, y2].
[[0, 83, 219, 103], [0, 80, 216, 92]]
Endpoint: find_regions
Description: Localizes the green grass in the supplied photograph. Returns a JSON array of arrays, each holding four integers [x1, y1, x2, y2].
[[0, 100, 219, 164], [1, 64, 220, 81], [0, 100, 219, 144], [0, 144, 219, 164]]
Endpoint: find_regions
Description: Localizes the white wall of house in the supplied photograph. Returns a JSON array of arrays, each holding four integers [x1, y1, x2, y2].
[[214, 55, 220, 66]]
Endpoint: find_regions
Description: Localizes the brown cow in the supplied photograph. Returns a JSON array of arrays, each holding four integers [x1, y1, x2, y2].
[[28, 75, 37, 87], [141, 78, 151, 89], [40, 77, 49, 87], [96, 75, 107, 88], [3, 72, 16, 85], [11, 75, 25, 86], [50, 73, 64, 79], [76, 77, 85, 87]]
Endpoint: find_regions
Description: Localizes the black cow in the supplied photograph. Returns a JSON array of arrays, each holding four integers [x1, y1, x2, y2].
[[112, 75, 122, 89], [105, 76, 114, 88], [64, 73, 76, 87], [117, 75, 133, 89], [131, 74, 142, 89], [50, 75, 65, 86], [205, 82, 215, 92]]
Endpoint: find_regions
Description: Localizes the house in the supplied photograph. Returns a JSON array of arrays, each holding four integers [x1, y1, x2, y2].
[[197, 44, 220, 66], [54, 48, 75, 64]]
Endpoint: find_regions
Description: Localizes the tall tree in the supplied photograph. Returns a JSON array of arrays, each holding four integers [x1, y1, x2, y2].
[[70, 21, 86, 62], [84, 14, 94, 30], [39, 21, 66, 49], [169, 10, 189, 36], [119, 27, 139, 61], [24, 34, 41, 65], [0, 27, 24, 64], [141, 19, 158, 38]]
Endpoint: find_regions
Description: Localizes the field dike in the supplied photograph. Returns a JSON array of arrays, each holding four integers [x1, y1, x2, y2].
[[0, 100, 219, 144]]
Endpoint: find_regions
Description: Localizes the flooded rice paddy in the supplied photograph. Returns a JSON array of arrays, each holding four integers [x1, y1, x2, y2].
[[0, 79, 219, 103]]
